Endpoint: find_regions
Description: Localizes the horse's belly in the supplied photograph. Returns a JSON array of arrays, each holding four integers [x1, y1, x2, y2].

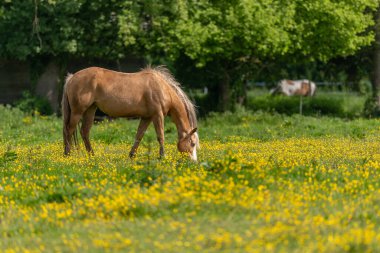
[[96, 97, 148, 118]]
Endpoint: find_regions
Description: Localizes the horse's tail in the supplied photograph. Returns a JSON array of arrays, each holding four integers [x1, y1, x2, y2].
[[62, 74, 78, 150]]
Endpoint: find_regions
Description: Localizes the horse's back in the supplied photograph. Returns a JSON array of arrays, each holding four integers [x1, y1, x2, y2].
[[66, 67, 171, 117]]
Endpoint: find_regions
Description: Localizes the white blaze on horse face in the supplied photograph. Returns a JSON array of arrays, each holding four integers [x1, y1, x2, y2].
[[194, 132, 200, 149], [191, 146, 197, 161]]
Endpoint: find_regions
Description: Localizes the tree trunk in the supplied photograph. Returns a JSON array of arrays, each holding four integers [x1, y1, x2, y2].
[[237, 77, 249, 107], [347, 65, 359, 92], [372, 6, 380, 106], [218, 69, 231, 111]]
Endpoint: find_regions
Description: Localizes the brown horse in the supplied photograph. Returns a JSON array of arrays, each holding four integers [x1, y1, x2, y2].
[[61, 66, 199, 161]]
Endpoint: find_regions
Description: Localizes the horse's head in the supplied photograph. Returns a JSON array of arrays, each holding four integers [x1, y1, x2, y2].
[[177, 128, 199, 161]]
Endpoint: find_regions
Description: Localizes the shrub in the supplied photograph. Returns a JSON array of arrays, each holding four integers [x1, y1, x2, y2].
[[247, 92, 364, 118], [306, 97, 343, 116], [363, 96, 380, 118], [14, 91, 53, 115]]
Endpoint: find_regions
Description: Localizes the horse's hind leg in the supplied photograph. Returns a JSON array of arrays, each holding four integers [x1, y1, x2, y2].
[[129, 118, 151, 158], [153, 114, 165, 158], [80, 104, 97, 154], [64, 113, 82, 155]]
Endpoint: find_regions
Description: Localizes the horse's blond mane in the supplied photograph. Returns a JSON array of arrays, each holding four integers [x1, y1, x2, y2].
[[148, 66, 198, 129]]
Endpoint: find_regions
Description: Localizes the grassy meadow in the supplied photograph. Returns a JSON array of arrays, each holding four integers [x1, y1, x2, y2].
[[2, 105, 380, 252]]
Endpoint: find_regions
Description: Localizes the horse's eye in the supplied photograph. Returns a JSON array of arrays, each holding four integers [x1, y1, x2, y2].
[[190, 143, 195, 147]]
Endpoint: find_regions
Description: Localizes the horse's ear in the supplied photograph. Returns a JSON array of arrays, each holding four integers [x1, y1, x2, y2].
[[184, 128, 197, 139], [189, 128, 197, 135]]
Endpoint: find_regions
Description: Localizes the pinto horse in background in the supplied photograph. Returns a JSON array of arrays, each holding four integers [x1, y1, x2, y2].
[[62, 66, 199, 161], [270, 79, 317, 97]]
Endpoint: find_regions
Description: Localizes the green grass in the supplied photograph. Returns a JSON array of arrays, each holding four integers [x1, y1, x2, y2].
[[2, 105, 380, 252], [1, 106, 377, 150]]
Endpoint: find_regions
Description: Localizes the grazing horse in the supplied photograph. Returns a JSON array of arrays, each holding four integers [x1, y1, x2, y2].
[[62, 66, 199, 161], [270, 79, 317, 97]]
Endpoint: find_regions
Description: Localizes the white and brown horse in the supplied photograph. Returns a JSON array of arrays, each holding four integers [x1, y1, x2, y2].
[[270, 79, 317, 97], [62, 66, 199, 161]]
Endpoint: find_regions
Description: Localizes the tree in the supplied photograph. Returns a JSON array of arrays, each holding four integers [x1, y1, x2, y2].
[[127, 0, 379, 111], [133, 0, 298, 110], [1, 1, 379, 112], [366, 5, 380, 117], [0, 0, 141, 60]]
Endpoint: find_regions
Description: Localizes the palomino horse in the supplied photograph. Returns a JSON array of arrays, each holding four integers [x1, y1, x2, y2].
[[62, 66, 199, 161], [270, 79, 317, 97]]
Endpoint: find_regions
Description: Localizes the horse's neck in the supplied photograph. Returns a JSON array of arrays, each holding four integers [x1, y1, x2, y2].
[[170, 100, 191, 139]]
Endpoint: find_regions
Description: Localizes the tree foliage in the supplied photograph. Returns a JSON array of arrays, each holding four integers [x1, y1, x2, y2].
[[0, 0, 379, 111], [2, 1, 376, 62], [132, 0, 378, 65], [292, 0, 378, 61], [131, 0, 378, 110], [0, 0, 139, 60]]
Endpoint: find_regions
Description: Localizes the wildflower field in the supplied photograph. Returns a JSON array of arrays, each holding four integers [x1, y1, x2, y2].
[[2, 105, 380, 252]]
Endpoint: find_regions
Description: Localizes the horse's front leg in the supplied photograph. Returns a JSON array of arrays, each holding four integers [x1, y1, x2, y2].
[[153, 115, 165, 158], [129, 118, 151, 158]]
